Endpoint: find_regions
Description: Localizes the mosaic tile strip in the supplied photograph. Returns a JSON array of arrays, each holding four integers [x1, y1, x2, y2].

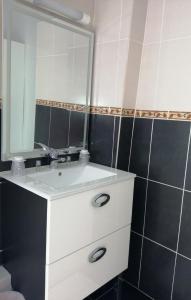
[[168, 111, 191, 121], [136, 110, 169, 119], [2, 97, 191, 120], [36, 99, 89, 113], [122, 108, 135, 117]]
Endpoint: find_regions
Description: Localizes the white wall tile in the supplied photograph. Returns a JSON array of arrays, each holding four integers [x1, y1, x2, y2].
[[156, 38, 191, 111], [117, 40, 143, 109], [120, 0, 134, 39], [128, 0, 148, 43], [37, 22, 54, 57], [136, 44, 160, 110], [144, 0, 164, 44], [54, 26, 74, 54], [162, 0, 191, 41], [94, 0, 122, 43], [36, 56, 54, 99], [92, 0, 148, 108], [92, 41, 118, 107]]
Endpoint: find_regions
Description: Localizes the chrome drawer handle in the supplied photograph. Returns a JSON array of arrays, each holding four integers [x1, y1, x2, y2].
[[89, 247, 107, 263], [92, 193, 110, 207]]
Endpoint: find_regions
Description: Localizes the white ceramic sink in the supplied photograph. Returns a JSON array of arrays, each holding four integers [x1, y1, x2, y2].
[[0, 163, 135, 200], [27, 164, 117, 189]]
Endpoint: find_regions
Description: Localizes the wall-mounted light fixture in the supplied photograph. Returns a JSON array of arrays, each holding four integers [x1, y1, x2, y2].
[[33, 0, 91, 25]]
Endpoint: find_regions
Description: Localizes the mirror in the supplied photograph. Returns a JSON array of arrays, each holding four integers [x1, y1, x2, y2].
[[2, 0, 94, 160]]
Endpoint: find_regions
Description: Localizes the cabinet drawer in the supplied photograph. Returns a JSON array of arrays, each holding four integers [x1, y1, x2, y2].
[[46, 226, 130, 300], [47, 179, 134, 263]]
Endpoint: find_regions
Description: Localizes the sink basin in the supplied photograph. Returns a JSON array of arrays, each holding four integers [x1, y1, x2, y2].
[[27, 164, 117, 189], [0, 162, 135, 200]]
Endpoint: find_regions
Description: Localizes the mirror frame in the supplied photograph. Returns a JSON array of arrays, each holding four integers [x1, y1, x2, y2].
[[1, 0, 94, 161]]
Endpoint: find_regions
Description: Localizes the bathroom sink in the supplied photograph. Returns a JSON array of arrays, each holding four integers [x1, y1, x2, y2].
[[0, 162, 135, 200], [27, 163, 117, 189]]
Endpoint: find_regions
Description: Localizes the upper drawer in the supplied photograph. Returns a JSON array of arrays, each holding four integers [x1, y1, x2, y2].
[[47, 179, 134, 264]]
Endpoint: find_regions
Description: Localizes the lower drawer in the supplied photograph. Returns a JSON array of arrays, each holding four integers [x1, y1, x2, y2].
[[46, 226, 130, 300]]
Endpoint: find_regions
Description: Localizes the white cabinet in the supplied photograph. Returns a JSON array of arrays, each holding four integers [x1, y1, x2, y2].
[[46, 180, 134, 264], [45, 178, 135, 300]]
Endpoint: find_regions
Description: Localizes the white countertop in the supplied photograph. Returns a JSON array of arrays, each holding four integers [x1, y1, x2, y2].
[[0, 162, 136, 201]]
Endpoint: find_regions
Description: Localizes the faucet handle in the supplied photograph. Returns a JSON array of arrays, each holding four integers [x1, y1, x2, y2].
[[49, 148, 59, 159]]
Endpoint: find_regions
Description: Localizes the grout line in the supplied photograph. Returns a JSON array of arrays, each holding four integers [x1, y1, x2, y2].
[[136, 176, 184, 191], [116, 277, 121, 300], [132, 229, 191, 262], [138, 119, 154, 288], [115, 116, 122, 169], [120, 278, 154, 300], [96, 37, 143, 46], [153, 0, 166, 108], [170, 122, 191, 300], [144, 34, 191, 46], [47, 107, 52, 147], [67, 110, 71, 147], [178, 253, 191, 262], [143, 236, 176, 254], [112, 0, 123, 170], [131, 230, 176, 254], [127, 116, 136, 171], [111, 117, 116, 168], [95, 286, 115, 300]]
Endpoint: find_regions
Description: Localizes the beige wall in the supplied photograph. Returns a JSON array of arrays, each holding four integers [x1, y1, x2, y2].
[[136, 0, 191, 112], [92, 0, 148, 109]]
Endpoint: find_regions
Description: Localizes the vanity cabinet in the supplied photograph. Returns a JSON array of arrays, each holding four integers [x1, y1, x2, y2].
[[1, 174, 135, 300]]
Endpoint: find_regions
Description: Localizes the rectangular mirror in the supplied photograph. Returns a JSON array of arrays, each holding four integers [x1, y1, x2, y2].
[[1, 0, 94, 160]]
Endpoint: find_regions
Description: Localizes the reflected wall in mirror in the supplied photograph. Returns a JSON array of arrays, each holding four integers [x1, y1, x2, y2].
[[2, 0, 94, 160]]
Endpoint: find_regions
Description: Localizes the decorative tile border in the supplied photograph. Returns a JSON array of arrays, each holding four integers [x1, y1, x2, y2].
[[2, 97, 191, 120], [168, 111, 191, 121], [36, 99, 89, 113], [136, 110, 169, 119], [36, 100, 191, 120]]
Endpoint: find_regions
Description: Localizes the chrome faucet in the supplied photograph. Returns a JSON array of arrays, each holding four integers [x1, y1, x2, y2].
[[35, 142, 59, 159]]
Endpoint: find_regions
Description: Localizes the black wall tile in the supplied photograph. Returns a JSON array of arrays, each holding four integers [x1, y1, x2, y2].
[[173, 255, 191, 300], [97, 289, 117, 300], [112, 117, 120, 168], [129, 118, 153, 178], [0, 181, 2, 251], [119, 281, 150, 300], [178, 191, 191, 259], [69, 111, 85, 147], [122, 232, 142, 286], [131, 177, 147, 235], [140, 239, 175, 300], [145, 182, 182, 250], [90, 278, 117, 300], [89, 114, 114, 167], [185, 144, 191, 191], [49, 107, 70, 148], [149, 120, 190, 188], [117, 117, 134, 171], [35, 105, 50, 146]]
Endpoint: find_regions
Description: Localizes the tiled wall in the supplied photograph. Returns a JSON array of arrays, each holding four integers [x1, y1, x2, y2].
[[36, 22, 89, 105], [92, 0, 148, 109], [89, 114, 191, 300], [118, 117, 191, 300], [137, 0, 191, 112], [90, 0, 191, 299], [35, 104, 85, 148]]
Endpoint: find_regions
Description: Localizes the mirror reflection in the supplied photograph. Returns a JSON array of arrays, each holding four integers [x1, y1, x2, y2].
[[2, 0, 93, 160]]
